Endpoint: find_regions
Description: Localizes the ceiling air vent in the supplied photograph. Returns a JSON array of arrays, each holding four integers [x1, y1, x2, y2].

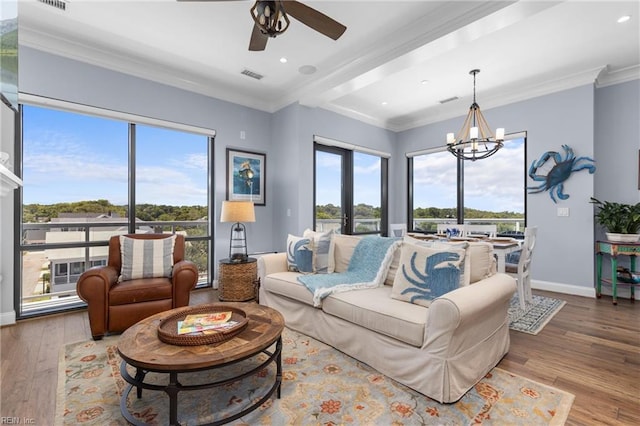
[[240, 69, 264, 80], [38, 0, 67, 11], [439, 96, 459, 104]]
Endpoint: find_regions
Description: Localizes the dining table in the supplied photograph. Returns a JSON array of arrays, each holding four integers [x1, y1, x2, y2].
[[407, 233, 522, 273]]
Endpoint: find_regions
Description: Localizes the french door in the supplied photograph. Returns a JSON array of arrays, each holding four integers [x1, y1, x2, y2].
[[313, 143, 388, 235]]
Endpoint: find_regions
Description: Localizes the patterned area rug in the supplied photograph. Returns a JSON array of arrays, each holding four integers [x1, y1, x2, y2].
[[508, 294, 566, 335], [56, 328, 574, 425]]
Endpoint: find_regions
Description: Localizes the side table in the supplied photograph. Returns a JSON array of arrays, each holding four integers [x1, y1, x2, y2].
[[596, 240, 639, 305], [218, 257, 258, 302]]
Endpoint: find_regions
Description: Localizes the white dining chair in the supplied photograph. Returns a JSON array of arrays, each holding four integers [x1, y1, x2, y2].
[[463, 224, 497, 238], [505, 226, 537, 309]]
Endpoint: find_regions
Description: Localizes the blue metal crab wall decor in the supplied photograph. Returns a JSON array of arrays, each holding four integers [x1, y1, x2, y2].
[[527, 144, 595, 203]]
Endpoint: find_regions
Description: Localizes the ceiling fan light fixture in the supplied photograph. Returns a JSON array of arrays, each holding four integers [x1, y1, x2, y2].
[[251, 1, 290, 38]]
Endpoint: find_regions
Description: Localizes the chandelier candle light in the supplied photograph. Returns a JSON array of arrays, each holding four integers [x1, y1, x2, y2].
[[220, 201, 256, 262], [446, 69, 504, 161]]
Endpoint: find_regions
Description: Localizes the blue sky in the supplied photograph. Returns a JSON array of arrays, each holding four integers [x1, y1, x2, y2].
[[22, 105, 208, 206]]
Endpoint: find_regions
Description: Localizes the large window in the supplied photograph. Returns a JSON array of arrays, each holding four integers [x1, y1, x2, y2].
[[314, 142, 388, 235], [409, 133, 526, 235], [18, 102, 214, 318]]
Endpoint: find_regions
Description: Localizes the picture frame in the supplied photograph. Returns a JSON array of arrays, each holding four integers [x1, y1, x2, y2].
[[226, 148, 266, 206]]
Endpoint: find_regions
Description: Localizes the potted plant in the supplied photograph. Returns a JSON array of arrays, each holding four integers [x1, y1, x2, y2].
[[590, 197, 640, 242]]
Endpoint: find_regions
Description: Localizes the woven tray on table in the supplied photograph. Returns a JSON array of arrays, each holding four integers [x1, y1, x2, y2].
[[157, 305, 248, 346]]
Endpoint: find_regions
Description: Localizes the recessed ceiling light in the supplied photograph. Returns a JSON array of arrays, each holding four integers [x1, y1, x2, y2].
[[381, 101, 388, 106], [298, 65, 317, 75], [421, 80, 429, 85], [617, 15, 631, 23], [280, 57, 288, 63]]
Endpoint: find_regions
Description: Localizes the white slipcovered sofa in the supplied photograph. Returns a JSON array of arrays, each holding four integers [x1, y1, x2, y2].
[[258, 233, 516, 403]]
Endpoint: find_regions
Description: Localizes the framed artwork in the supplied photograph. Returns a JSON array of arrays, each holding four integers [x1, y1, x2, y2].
[[226, 148, 266, 205]]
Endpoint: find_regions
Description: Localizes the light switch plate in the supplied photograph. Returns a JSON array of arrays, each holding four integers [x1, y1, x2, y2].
[[557, 207, 569, 217]]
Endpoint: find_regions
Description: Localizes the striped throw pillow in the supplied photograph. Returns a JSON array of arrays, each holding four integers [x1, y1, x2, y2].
[[119, 235, 176, 281]]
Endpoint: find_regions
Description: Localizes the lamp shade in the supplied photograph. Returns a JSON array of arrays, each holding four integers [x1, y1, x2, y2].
[[220, 201, 255, 223]]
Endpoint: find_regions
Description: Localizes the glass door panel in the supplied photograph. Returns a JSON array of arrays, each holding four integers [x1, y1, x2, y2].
[[353, 152, 381, 233], [314, 149, 344, 233]]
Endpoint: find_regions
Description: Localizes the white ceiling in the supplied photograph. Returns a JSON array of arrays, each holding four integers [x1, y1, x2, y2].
[[17, 0, 640, 131]]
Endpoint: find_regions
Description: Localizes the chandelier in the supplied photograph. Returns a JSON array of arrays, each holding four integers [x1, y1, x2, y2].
[[446, 69, 504, 161]]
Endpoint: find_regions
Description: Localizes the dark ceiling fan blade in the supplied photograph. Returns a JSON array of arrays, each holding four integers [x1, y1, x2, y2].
[[249, 23, 269, 51], [283, 1, 346, 40]]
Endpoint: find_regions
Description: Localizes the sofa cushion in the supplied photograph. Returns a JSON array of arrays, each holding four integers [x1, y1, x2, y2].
[[262, 271, 318, 307], [467, 242, 496, 283], [322, 286, 426, 347], [303, 229, 335, 274], [391, 242, 466, 307], [286, 234, 313, 273], [119, 235, 175, 282], [332, 234, 361, 273]]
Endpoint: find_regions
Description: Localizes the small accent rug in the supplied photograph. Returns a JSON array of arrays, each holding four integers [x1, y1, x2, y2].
[[508, 294, 566, 335], [56, 328, 574, 425]]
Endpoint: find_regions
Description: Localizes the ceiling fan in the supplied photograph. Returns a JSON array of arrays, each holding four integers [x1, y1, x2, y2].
[[179, 0, 347, 51]]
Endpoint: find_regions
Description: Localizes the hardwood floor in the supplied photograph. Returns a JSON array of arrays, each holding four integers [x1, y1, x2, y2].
[[1, 289, 638, 425]]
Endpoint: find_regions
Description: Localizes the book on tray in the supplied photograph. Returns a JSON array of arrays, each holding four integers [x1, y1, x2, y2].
[[177, 311, 237, 335]]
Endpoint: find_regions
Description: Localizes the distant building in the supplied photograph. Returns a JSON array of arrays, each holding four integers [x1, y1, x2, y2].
[[43, 213, 157, 293]]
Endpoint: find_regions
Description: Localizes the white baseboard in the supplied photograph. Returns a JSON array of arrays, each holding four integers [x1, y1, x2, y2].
[[532, 279, 596, 298], [532, 279, 635, 300], [0, 310, 16, 326]]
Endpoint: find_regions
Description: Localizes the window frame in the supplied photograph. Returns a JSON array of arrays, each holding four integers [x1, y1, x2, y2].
[[407, 132, 527, 234], [15, 97, 216, 319]]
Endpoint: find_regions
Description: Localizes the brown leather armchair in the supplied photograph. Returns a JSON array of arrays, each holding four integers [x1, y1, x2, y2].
[[77, 233, 198, 340]]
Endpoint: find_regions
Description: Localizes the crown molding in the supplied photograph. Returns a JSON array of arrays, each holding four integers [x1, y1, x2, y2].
[[596, 65, 640, 88], [386, 65, 606, 132]]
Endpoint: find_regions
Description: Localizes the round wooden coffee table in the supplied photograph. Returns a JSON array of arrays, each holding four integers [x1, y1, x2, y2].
[[117, 302, 284, 426]]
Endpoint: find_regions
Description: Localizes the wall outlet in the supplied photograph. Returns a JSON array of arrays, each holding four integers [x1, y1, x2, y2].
[[557, 207, 569, 217], [240, 130, 246, 140]]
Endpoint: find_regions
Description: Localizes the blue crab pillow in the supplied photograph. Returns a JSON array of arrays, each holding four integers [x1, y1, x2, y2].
[[286, 234, 314, 274], [391, 242, 466, 307]]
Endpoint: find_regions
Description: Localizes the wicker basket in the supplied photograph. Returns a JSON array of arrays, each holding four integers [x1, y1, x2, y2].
[[219, 260, 257, 302], [157, 304, 248, 346]]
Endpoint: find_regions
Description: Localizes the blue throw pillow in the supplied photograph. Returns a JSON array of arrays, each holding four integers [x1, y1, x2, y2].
[[286, 234, 313, 273], [391, 242, 466, 307]]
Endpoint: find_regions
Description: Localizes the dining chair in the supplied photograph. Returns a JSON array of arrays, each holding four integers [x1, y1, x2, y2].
[[463, 224, 497, 238], [505, 226, 537, 309]]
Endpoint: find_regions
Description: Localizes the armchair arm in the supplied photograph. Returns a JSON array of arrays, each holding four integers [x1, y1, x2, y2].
[[257, 253, 288, 282], [76, 266, 119, 340], [172, 259, 198, 307], [424, 273, 516, 355]]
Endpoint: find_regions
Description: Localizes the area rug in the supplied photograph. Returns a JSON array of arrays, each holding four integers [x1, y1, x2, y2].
[[56, 328, 574, 426], [508, 294, 566, 335]]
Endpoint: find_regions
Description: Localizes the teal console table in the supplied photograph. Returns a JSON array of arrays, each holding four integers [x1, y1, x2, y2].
[[596, 240, 639, 305]]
